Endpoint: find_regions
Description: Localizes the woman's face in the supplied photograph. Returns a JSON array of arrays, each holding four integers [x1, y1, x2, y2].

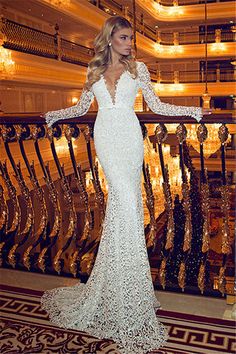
[[110, 27, 133, 56]]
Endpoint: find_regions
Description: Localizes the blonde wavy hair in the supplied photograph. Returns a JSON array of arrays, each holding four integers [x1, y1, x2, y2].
[[84, 16, 137, 90]]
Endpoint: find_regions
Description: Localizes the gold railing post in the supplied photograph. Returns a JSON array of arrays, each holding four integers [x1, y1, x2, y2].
[[54, 23, 61, 61]]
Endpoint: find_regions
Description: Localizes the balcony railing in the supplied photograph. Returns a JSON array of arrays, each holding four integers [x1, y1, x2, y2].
[[2, 18, 93, 64], [0, 112, 234, 299], [2, 18, 235, 84], [88, 0, 236, 43], [160, 30, 235, 45], [2, 16, 235, 62], [154, 69, 235, 83]]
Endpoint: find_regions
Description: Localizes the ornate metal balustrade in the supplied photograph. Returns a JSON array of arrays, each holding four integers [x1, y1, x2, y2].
[[2, 15, 235, 63], [1, 18, 94, 64], [0, 112, 235, 300]]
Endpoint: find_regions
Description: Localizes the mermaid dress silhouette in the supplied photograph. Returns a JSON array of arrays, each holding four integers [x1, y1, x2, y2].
[[41, 61, 202, 353]]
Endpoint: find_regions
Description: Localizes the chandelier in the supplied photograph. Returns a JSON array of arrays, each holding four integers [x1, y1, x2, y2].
[[186, 124, 231, 158], [0, 46, 15, 77], [85, 156, 108, 198], [0, 22, 15, 77], [143, 137, 189, 222]]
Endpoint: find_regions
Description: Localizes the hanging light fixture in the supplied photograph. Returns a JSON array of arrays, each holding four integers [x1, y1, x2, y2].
[[0, 16, 15, 77], [186, 124, 231, 159], [142, 137, 189, 220]]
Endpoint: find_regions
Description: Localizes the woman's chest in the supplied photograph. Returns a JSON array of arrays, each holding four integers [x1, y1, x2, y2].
[[92, 71, 139, 106]]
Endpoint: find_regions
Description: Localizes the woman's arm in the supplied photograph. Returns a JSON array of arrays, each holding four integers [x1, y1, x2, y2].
[[42, 68, 94, 128], [137, 61, 204, 122], [43, 89, 94, 128]]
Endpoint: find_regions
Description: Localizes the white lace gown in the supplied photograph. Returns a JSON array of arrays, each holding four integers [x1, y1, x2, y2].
[[41, 61, 202, 354]]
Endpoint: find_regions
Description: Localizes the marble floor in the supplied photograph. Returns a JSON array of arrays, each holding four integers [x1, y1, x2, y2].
[[1, 267, 234, 321]]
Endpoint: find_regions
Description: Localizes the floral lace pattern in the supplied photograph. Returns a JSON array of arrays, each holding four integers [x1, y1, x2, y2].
[[137, 61, 203, 122], [41, 95, 169, 352], [41, 180, 169, 353], [101, 70, 127, 106], [44, 88, 94, 128], [40, 60, 203, 353]]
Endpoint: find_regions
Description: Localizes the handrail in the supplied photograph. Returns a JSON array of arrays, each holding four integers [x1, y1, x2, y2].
[[0, 111, 234, 125], [153, 69, 235, 83], [0, 110, 234, 294]]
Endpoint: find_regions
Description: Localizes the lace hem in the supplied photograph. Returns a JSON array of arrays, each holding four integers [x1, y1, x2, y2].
[[41, 283, 169, 354]]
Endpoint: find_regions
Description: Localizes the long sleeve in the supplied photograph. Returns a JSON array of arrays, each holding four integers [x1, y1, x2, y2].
[[44, 69, 94, 128], [137, 61, 203, 122]]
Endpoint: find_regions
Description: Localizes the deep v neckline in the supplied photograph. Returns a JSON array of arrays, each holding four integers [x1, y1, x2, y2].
[[101, 69, 127, 105]]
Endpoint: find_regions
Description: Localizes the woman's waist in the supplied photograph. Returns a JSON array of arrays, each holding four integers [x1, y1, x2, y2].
[[98, 105, 134, 112], [95, 106, 139, 126]]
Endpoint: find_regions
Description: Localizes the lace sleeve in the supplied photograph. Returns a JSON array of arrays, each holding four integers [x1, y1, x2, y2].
[[44, 68, 94, 128], [137, 61, 203, 122]]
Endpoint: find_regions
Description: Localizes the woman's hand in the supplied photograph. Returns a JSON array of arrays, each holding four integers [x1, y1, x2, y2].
[[39, 112, 53, 128], [202, 107, 213, 116]]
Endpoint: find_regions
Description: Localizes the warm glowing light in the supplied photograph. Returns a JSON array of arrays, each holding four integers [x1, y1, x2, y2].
[[45, 0, 70, 6], [168, 6, 183, 16], [134, 90, 143, 111], [142, 137, 190, 220], [154, 83, 165, 92], [210, 42, 226, 52], [168, 45, 183, 54], [153, 2, 162, 13], [154, 42, 164, 53], [72, 97, 78, 104], [55, 136, 77, 155], [0, 46, 15, 76], [202, 92, 211, 109], [187, 123, 231, 158], [153, 83, 184, 93], [153, 1, 184, 16], [85, 157, 109, 198], [163, 145, 170, 155], [85, 171, 92, 189], [169, 83, 184, 92]]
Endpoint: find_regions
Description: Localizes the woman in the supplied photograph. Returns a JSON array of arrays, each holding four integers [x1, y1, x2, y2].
[[41, 16, 212, 354]]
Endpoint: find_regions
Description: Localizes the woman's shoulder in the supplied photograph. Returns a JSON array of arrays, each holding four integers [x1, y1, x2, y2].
[[134, 61, 150, 84], [135, 61, 148, 70], [135, 61, 149, 77], [135, 60, 143, 67]]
